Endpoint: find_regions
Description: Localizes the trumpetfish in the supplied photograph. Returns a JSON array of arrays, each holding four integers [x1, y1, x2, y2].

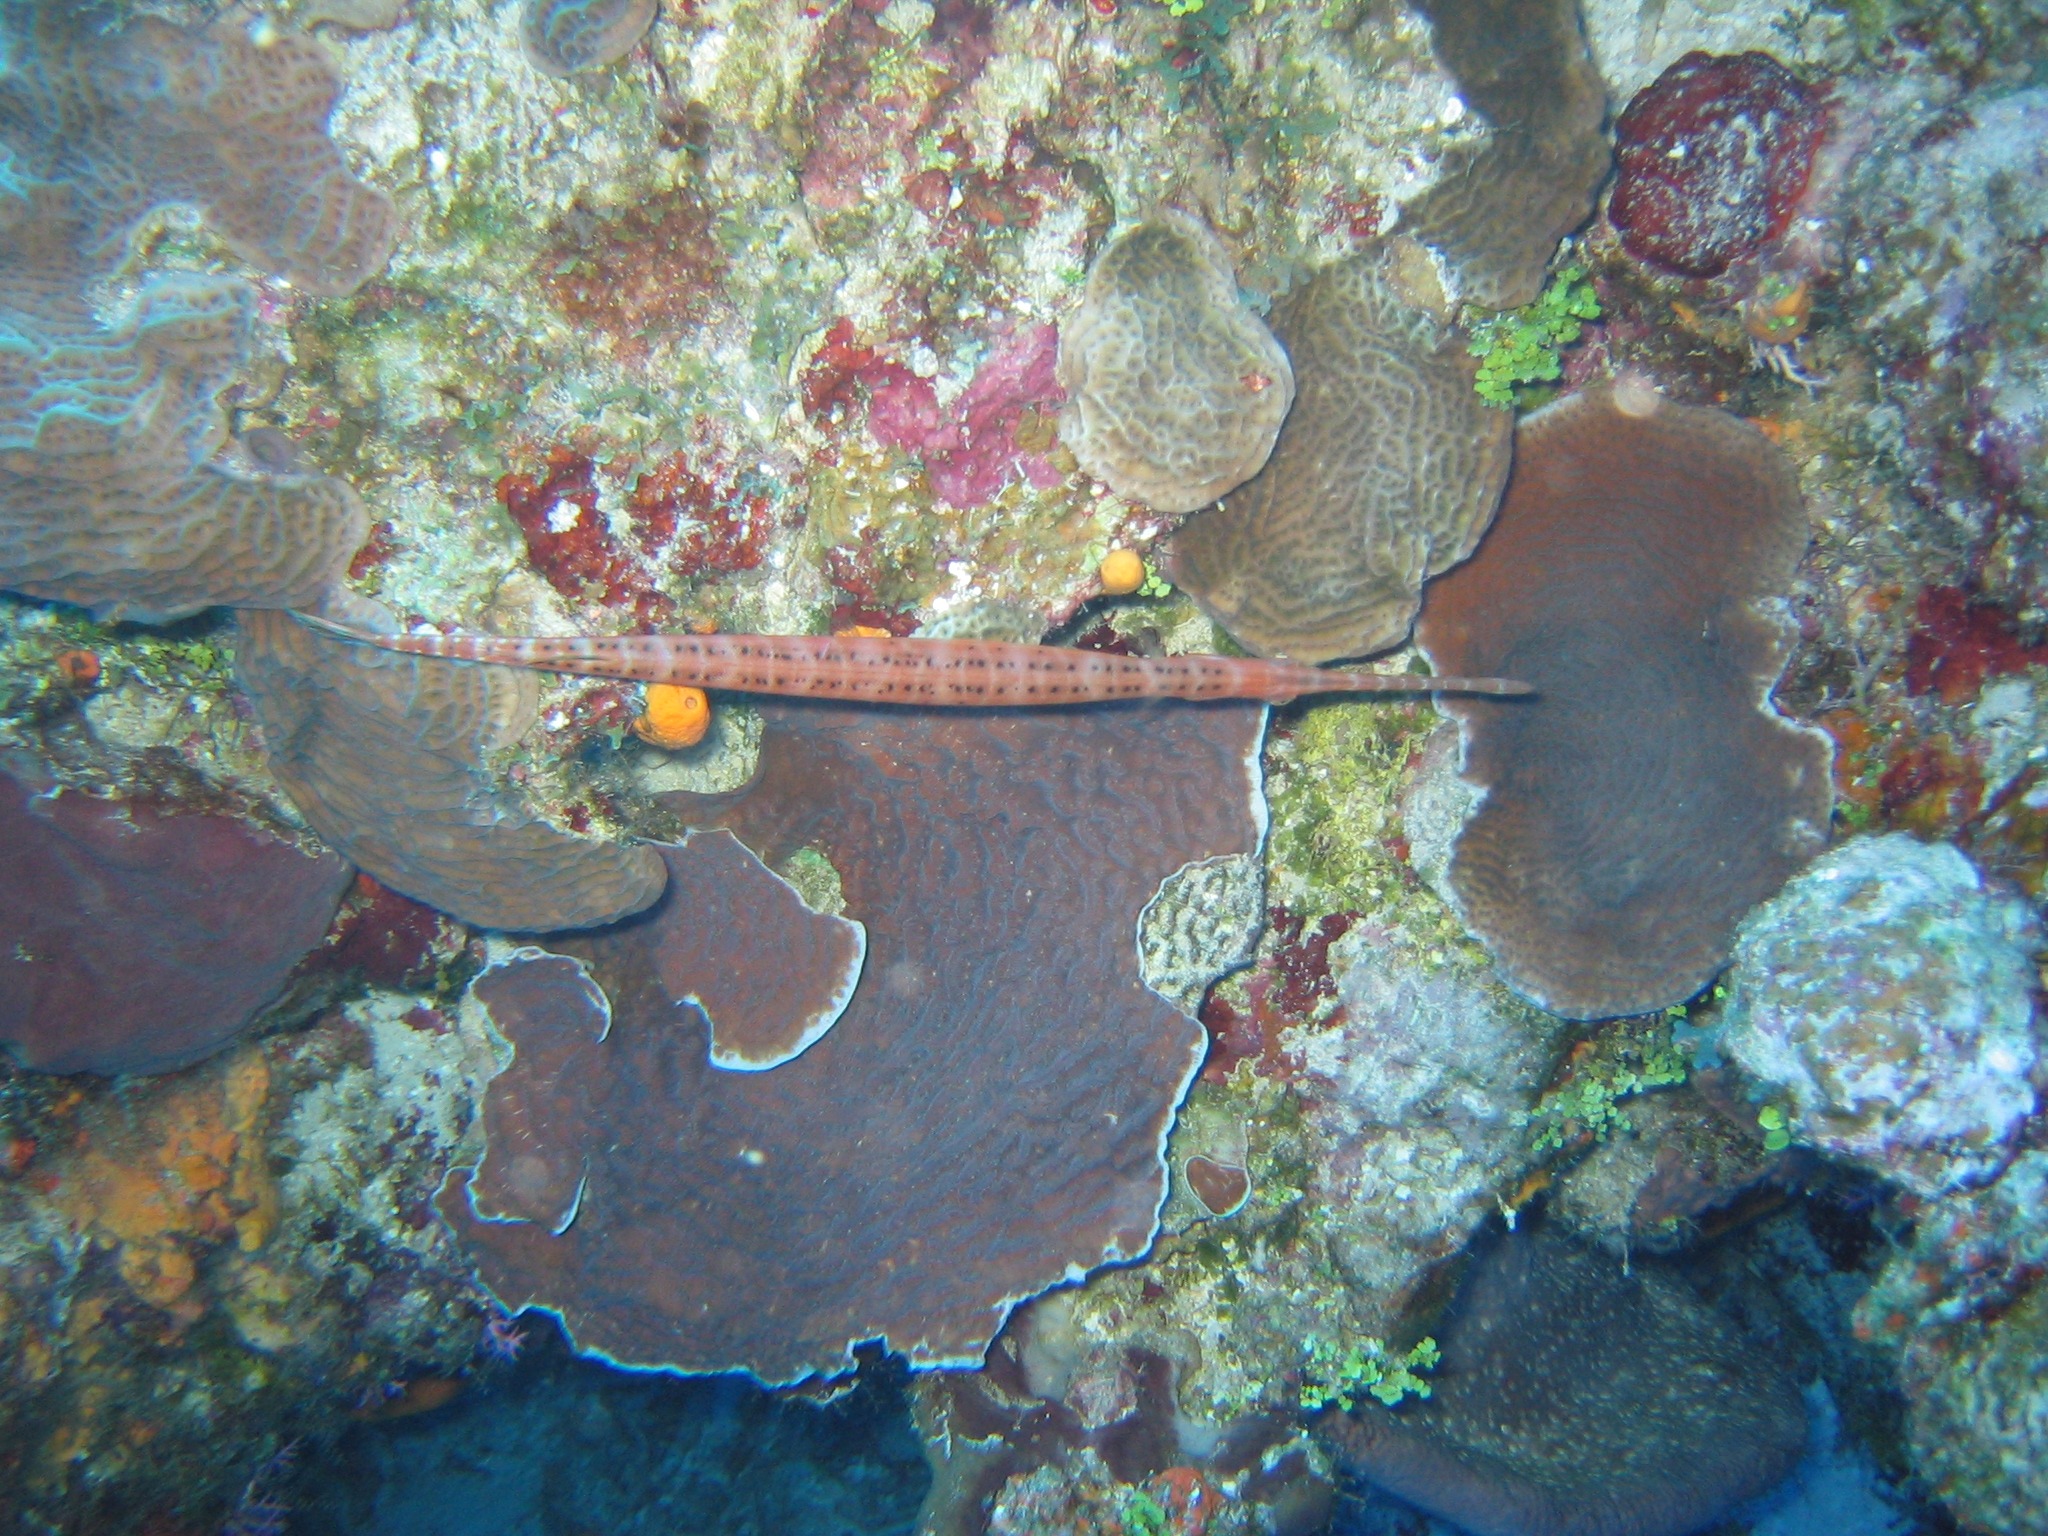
[[291, 613, 1532, 706]]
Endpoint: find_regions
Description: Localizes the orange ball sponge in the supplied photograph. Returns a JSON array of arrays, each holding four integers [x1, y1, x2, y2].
[[634, 683, 711, 750], [1099, 548, 1147, 596]]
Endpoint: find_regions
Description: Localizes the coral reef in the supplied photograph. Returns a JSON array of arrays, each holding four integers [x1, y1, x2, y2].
[[1056, 212, 1293, 515], [1402, 0, 1611, 309], [442, 698, 1265, 1382], [1718, 834, 2042, 1198], [1415, 385, 1834, 1018], [0, 0, 2036, 1526], [1170, 245, 1511, 663], [0, 2, 390, 621], [0, 1002, 489, 1531], [235, 603, 666, 931], [1610, 51, 1832, 279], [0, 761, 352, 1075], [1318, 1223, 1809, 1536]]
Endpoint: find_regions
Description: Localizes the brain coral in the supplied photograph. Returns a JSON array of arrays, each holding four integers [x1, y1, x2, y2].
[[1321, 1223, 1808, 1536], [1170, 247, 1511, 663], [441, 697, 1266, 1382], [0, 4, 392, 620], [1415, 384, 1833, 1019], [235, 601, 666, 932], [1403, 0, 1611, 309], [1718, 834, 2042, 1199], [520, 0, 658, 77], [1057, 212, 1294, 515], [0, 762, 352, 1075]]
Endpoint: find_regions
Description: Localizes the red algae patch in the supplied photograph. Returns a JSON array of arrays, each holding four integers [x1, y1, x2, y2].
[[0, 766, 351, 1076], [1610, 52, 1830, 280], [1415, 386, 1832, 1019], [440, 699, 1265, 1382]]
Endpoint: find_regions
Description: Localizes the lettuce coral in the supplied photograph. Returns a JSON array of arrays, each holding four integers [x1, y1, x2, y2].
[[235, 601, 666, 933], [0, 3, 393, 621]]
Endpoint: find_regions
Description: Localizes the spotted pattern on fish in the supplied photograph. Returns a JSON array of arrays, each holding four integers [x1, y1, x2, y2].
[[292, 615, 1533, 705]]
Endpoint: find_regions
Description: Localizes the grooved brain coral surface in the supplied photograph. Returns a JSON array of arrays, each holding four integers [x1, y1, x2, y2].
[[440, 697, 1266, 1383], [1721, 834, 2043, 1199], [1056, 212, 1294, 516], [520, 0, 658, 77], [1170, 248, 1511, 664], [1402, 0, 1610, 310], [0, 4, 393, 621], [1415, 386, 1833, 1020], [235, 605, 667, 933]]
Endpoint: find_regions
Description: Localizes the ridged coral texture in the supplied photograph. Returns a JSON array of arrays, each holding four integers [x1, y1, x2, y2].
[[235, 604, 666, 933], [0, 4, 392, 621], [1402, 0, 1611, 310], [1171, 247, 1511, 664], [1057, 212, 1294, 516]]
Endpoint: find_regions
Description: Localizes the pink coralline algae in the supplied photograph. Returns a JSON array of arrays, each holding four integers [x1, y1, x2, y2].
[[865, 323, 1067, 508], [0, 764, 352, 1075], [440, 698, 1265, 1382], [1610, 51, 1831, 279]]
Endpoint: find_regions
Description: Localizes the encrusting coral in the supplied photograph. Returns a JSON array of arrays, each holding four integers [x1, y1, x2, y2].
[[0, 761, 352, 1074], [1416, 383, 1834, 1019], [1055, 211, 1294, 515], [1717, 833, 2042, 1198], [519, 0, 657, 77], [235, 599, 667, 933], [1318, 1222, 1808, 1536], [440, 697, 1266, 1382], [1170, 245, 1512, 664], [1401, 0, 1611, 310], [0, 1, 389, 621]]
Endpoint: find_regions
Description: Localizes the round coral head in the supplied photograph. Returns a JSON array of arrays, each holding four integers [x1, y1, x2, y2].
[[634, 683, 710, 750], [1100, 547, 1147, 596]]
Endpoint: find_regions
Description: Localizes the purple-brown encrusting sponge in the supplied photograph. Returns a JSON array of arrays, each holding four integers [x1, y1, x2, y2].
[[0, 763, 352, 1075]]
